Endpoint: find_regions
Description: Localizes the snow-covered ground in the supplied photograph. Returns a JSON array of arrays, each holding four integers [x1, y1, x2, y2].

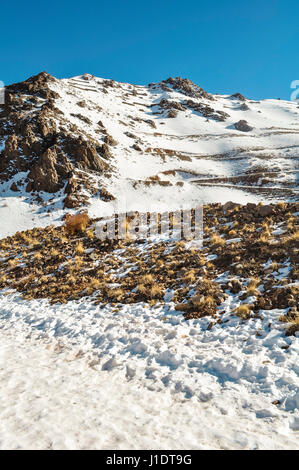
[[51, 75, 299, 208], [0, 292, 298, 449]]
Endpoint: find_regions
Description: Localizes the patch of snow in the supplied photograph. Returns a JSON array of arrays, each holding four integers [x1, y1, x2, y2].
[[0, 292, 298, 449]]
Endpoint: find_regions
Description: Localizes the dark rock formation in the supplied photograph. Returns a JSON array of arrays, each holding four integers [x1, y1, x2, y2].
[[0, 71, 114, 208], [234, 120, 253, 132], [7, 71, 59, 100], [184, 100, 230, 121], [162, 77, 214, 100], [230, 93, 246, 101], [159, 98, 186, 112]]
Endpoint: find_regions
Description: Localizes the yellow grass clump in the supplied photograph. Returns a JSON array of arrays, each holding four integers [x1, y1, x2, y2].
[[182, 270, 196, 284], [140, 274, 154, 285], [50, 248, 59, 257], [7, 259, 18, 267], [89, 278, 101, 289], [75, 242, 85, 255], [210, 234, 225, 247], [86, 229, 94, 239], [246, 286, 260, 297], [137, 284, 147, 295], [247, 277, 260, 288], [234, 304, 251, 320], [149, 284, 164, 299]]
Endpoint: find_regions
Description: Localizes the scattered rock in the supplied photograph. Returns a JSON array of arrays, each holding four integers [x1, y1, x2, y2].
[[185, 99, 230, 121], [168, 109, 178, 118], [132, 143, 142, 151], [162, 77, 214, 100], [234, 120, 253, 132], [10, 182, 18, 192], [104, 135, 118, 146], [223, 201, 238, 211], [240, 103, 250, 111]]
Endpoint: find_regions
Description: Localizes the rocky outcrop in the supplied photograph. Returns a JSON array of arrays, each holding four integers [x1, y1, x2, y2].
[[240, 103, 250, 111], [4, 134, 19, 159], [0, 70, 114, 208], [7, 71, 59, 100], [234, 120, 253, 132], [26, 146, 73, 193], [159, 99, 186, 111], [184, 100, 230, 121], [104, 135, 118, 146], [10, 182, 18, 192], [168, 110, 178, 118]]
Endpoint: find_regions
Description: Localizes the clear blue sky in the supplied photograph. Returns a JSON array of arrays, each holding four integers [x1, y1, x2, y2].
[[1, 0, 298, 100]]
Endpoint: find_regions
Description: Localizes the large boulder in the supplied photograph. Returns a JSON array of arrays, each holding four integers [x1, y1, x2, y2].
[[223, 201, 238, 211], [234, 120, 253, 132], [258, 205, 274, 217]]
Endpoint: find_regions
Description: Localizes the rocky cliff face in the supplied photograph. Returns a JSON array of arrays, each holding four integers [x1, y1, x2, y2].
[[0, 72, 114, 208]]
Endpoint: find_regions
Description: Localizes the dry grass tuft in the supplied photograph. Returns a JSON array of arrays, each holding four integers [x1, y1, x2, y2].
[[137, 284, 147, 295], [89, 278, 102, 289], [182, 270, 196, 284], [86, 229, 94, 239], [246, 286, 260, 297], [75, 242, 85, 255], [191, 295, 215, 308], [7, 259, 18, 267], [108, 288, 125, 302], [210, 234, 225, 247], [140, 274, 154, 285], [50, 248, 59, 257], [286, 317, 299, 336], [247, 277, 260, 288], [149, 284, 164, 299]]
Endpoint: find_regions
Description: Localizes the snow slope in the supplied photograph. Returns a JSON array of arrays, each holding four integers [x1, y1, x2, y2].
[[51, 74, 299, 201], [0, 291, 298, 449]]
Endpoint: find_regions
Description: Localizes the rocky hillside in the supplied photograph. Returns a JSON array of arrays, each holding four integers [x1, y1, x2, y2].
[[0, 201, 298, 335], [0, 71, 298, 236]]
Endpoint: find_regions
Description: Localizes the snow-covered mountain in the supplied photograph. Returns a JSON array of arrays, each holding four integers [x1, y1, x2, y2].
[[0, 71, 298, 237], [0, 72, 298, 449]]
